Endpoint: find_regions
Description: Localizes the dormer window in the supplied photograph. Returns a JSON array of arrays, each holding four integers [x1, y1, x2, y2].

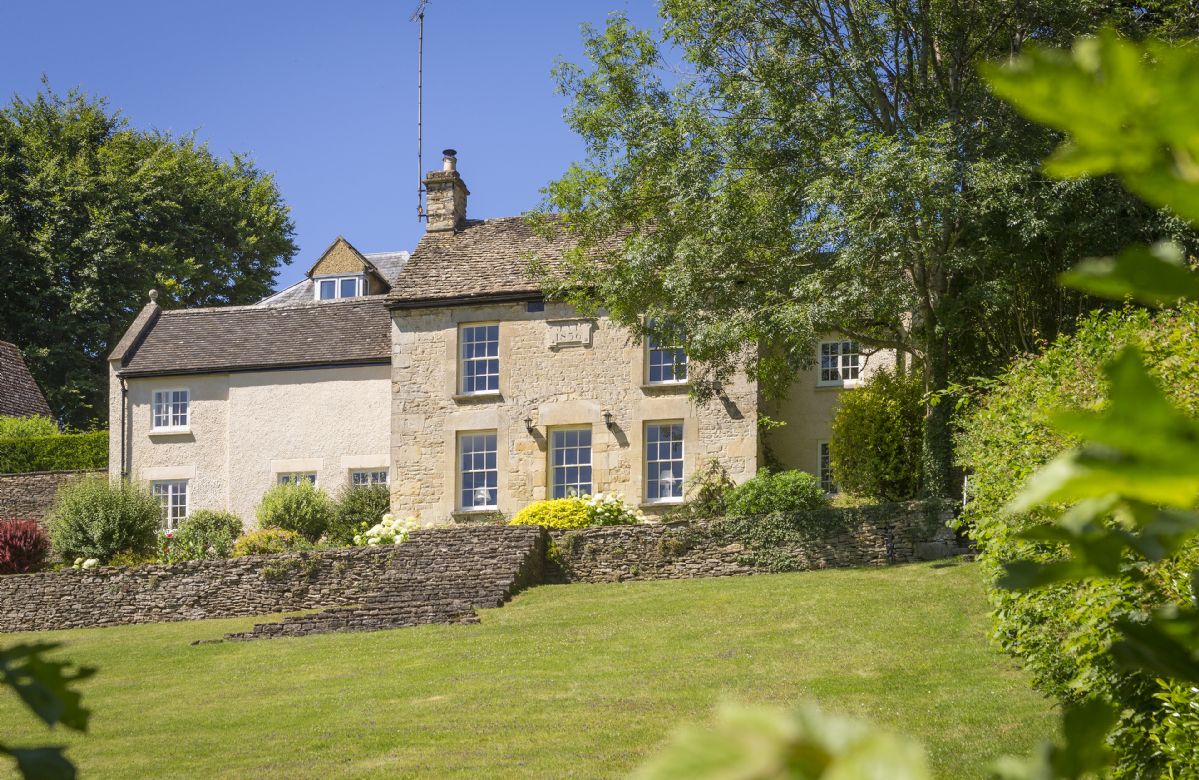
[[316, 275, 367, 301]]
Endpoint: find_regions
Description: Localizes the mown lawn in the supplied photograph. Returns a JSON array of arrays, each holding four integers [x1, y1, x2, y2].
[[0, 561, 1051, 779]]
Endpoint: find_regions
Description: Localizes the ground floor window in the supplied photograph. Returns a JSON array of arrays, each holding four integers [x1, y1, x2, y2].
[[151, 480, 188, 531], [551, 428, 592, 498], [459, 431, 498, 510], [351, 469, 389, 486], [819, 441, 837, 494], [277, 472, 317, 486], [645, 421, 684, 502]]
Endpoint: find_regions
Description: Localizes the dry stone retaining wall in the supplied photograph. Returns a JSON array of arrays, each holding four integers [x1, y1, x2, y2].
[[548, 501, 962, 583], [0, 526, 543, 634], [0, 469, 103, 523]]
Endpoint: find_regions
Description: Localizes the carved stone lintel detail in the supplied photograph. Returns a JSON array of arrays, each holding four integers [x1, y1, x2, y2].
[[546, 318, 596, 351]]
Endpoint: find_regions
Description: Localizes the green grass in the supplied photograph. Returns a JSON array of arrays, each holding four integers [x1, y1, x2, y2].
[[0, 561, 1051, 778]]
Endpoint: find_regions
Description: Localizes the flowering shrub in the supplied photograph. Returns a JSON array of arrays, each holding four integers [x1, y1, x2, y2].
[[353, 513, 418, 546], [0, 518, 51, 574], [71, 558, 99, 570], [231, 528, 313, 557], [510, 493, 645, 529], [584, 492, 646, 526]]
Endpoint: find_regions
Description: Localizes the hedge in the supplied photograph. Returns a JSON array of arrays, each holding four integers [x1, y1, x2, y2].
[[0, 431, 108, 473]]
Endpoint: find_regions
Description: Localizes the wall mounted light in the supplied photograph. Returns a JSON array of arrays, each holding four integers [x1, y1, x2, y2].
[[524, 415, 535, 433], [602, 410, 614, 429]]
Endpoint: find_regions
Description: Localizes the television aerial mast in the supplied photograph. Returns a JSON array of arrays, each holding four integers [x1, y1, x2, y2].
[[411, 0, 430, 222]]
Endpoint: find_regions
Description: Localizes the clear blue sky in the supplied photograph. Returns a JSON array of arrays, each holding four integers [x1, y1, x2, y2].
[[1, 1, 662, 291]]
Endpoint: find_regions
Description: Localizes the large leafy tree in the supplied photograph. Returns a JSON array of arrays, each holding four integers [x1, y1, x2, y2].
[[540, 0, 1197, 497], [0, 87, 296, 428]]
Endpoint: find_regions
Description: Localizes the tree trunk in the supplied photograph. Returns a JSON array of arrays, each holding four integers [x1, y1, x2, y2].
[[920, 324, 953, 499]]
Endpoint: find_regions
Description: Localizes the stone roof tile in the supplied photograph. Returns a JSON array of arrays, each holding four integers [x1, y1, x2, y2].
[[0, 341, 52, 418], [387, 216, 619, 306], [116, 298, 391, 377]]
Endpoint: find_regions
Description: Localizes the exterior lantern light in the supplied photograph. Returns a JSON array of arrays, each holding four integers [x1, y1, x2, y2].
[[524, 415, 535, 433], [602, 410, 614, 429]]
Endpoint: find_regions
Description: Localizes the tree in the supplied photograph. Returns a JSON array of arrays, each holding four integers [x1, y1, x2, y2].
[[0, 85, 296, 428], [538, 1, 1198, 497]]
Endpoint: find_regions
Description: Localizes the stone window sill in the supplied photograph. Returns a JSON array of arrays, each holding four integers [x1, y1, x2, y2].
[[452, 392, 502, 404], [640, 382, 689, 392], [148, 428, 192, 437], [452, 510, 503, 524], [639, 500, 683, 509]]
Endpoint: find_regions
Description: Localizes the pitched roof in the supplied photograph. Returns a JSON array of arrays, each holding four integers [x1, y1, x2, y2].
[[115, 298, 391, 377], [257, 250, 410, 308], [387, 216, 620, 307], [0, 341, 52, 418]]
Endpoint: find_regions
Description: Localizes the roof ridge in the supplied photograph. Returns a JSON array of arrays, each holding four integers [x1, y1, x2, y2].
[[159, 297, 388, 316]]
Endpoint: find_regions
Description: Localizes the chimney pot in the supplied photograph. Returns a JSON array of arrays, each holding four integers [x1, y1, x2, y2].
[[442, 149, 457, 172]]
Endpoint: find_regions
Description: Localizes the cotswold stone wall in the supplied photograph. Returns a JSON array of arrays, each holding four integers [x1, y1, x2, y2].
[[548, 501, 961, 583], [0, 526, 543, 634], [0, 469, 103, 522]]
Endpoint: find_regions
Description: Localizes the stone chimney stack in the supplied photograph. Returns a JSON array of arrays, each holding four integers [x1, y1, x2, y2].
[[424, 148, 469, 232]]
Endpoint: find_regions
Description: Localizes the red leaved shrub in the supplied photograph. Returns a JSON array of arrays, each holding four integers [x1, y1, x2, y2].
[[0, 518, 51, 574]]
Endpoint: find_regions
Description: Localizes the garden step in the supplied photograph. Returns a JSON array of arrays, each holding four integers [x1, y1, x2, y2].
[[225, 525, 545, 640]]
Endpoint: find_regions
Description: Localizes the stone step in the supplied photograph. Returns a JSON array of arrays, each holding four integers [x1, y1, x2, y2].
[[225, 525, 545, 641]]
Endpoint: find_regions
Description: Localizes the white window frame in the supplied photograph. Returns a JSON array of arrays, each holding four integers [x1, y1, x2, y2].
[[151, 479, 188, 531], [549, 427, 593, 499], [644, 322, 688, 385], [818, 441, 838, 494], [458, 323, 500, 395], [151, 389, 190, 432], [276, 472, 317, 486], [644, 420, 685, 504], [817, 340, 861, 387], [458, 431, 498, 511], [350, 469, 389, 486], [314, 275, 367, 301]]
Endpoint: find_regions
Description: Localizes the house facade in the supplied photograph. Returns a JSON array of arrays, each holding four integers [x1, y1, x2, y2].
[[108, 151, 885, 528]]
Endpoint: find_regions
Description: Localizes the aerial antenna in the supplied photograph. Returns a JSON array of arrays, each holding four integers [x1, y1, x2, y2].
[[411, 0, 429, 222]]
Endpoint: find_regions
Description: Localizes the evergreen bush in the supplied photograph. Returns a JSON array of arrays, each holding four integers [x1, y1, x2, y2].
[[0, 430, 107, 473], [169, 510, 243, 561], [231, 528, 313, 557], [46, 476, 160, 563], [509, 498, 594, 529], [329, 484, 390, 546], [0, 415, 59, 439], [724, 470, 828, 517], [255, 481, 332, 542], [828, 368, 923, 501], [956, 304, 1199, 773]]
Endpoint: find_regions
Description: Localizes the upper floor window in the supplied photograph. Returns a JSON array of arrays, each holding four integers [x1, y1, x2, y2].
[[277, 472, 317, 486], [315, 275, 366, 301], [151, 389, 189, 431], [460, 324, 499, 395], [351, 469, 389, 486], [819, 340, 860, 386], [459, 431, 498, 510], [645, 421, 685, 503], [551, 428, 592, 499], [151, 479, 188, 531], [646, 325, 688, 385]]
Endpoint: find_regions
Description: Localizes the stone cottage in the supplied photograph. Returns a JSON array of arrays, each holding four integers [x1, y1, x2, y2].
[[108, 151, 884, 527], [0, 340, 53, 418]]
